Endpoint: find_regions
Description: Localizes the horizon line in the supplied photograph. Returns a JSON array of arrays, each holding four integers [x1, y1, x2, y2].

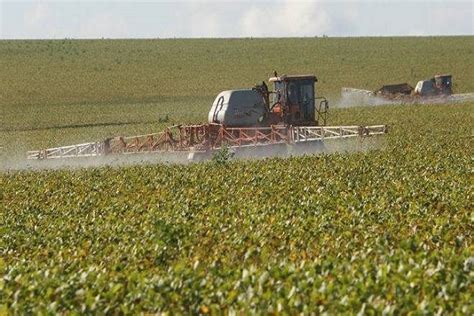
[[1, 34, 473, 41]]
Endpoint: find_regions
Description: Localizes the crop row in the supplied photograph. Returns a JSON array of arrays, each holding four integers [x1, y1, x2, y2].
[[2, 103, 473, 313]]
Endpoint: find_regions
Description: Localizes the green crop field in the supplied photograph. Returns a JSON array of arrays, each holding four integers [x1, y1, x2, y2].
[[1, 36, 473, 158], [1, 37, 473, 313]]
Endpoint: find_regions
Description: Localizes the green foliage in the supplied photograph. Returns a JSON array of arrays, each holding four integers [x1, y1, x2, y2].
[[212, 145, 234, 165], [158, 114, 170, 123], [1, 36, 474, 157], [1, 37, 473, 107], [2, 102, 473, 313], [0, 37, 473, 313]]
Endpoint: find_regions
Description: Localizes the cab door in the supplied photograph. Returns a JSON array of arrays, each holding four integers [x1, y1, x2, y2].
[[286, 79, 315, 125]]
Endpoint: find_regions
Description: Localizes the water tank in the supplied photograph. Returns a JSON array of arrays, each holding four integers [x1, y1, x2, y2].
[[414, 80, 436, 96], [208, 89, 267, 127]]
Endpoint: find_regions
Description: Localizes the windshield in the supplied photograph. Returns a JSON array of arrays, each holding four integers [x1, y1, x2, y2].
[[287, 80, 314, 105]]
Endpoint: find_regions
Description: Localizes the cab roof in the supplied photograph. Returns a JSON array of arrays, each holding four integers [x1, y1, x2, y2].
[[269, 74, 317, 82], [434, 74, 452, 78]]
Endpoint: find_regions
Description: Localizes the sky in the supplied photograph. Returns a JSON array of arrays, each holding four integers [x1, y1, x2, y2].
[[0, 0, 473, 39]]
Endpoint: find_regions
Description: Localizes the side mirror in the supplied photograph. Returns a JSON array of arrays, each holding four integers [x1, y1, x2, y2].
[[315, 97, 329, 126], [320, 99, 329, 112]]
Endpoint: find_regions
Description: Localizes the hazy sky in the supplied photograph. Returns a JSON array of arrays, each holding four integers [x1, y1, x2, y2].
[[1, 0, 473, 39]]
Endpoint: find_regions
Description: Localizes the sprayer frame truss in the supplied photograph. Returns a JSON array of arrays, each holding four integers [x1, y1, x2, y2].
[[27, 124, 387, 159], [27, 142, 105, 159]]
